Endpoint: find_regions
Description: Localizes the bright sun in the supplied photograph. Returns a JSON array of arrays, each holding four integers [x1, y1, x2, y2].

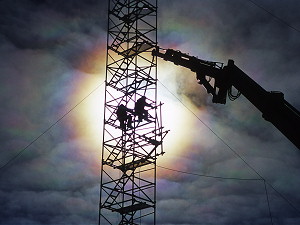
[[69, 59, 199, 167]]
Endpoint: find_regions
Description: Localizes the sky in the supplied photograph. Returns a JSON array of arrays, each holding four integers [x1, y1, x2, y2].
[[0, 0, 300, 224]]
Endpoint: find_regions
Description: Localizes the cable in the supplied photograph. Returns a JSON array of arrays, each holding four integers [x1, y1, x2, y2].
[[158, 79, 300, 216], [158, 80, 263, 178], [264, 180, 274, 225], [267, 182, 300, 215], [246, 0, 300, 33], [158, 164, 276, 222], [0, 81, 105, 172], [157, 165, 262, 181]]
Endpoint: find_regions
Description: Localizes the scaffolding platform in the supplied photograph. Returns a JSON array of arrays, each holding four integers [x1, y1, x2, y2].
[[115, 202, 152, 214], [109, 41, 153, 58], [116, 158, 152, 172]]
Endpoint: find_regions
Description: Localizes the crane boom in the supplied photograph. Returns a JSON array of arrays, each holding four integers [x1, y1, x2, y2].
[[152, 48, 300, 150]]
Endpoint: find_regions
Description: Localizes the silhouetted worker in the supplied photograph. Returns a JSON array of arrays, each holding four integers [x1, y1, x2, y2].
[[116, 104, 133, 130], [135, 96, 152, 122]]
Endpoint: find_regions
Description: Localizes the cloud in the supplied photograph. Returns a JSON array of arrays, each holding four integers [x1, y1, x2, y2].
[[0, 1, 105, 224], [0, 0, 107, 73], [1, 0, 300, 224], [0, 186, 99, 224]]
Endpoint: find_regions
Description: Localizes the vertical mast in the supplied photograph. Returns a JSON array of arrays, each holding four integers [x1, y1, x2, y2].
[[99, 0, 168, 224]]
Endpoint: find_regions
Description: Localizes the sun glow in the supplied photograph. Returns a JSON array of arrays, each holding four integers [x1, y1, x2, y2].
[[67, 45, 107, 153], [67, 54, 203, 169], [70, 75, 105, 144], [157, 61, 202, 167]]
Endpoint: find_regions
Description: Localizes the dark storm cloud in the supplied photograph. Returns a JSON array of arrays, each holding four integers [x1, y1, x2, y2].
[[158, 0, 300, 106], [1, 0, 300, 224], [0, 0, 107, 72], [0, 186, 98, 224], [156, 1, 300, 224], [0, 0, 106, 224], [157, 178, 270, 224]]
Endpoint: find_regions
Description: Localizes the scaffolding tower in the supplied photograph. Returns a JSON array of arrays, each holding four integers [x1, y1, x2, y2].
[[99, 0, 168, 224]]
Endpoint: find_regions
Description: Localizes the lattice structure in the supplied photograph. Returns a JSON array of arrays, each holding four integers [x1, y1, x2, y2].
[[99, 1, 168, 224]]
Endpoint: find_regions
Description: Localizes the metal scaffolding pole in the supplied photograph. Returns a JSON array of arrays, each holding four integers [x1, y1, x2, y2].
[[99, 0, 168, 224]]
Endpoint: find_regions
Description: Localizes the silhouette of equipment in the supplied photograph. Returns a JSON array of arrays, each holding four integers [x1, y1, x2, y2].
[[152, 47, 300, 150]]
